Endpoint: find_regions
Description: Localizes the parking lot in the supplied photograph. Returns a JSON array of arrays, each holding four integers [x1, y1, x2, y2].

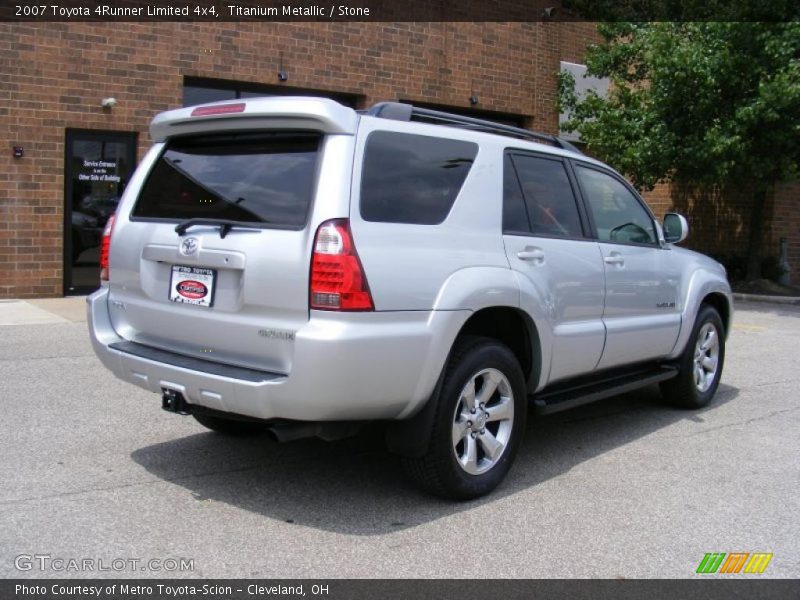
[[1, 297, 798, 578]]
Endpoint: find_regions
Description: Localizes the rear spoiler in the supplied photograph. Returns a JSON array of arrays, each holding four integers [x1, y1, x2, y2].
[[150, 96, 358, 142]]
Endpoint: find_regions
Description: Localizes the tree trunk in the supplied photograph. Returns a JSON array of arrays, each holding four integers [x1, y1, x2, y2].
[[745, 186, 769, 281]]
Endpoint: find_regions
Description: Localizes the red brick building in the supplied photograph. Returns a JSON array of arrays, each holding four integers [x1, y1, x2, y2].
[[1, 22, 795, 297]]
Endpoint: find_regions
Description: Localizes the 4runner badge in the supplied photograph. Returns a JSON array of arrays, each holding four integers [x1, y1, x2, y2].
[[180, 237, 198, 256], [258, 329, 296, 341]]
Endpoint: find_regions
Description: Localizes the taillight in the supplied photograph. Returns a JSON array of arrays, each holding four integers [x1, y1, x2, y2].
[[310, 219, 373, 311], [99, 214, 116, 282]]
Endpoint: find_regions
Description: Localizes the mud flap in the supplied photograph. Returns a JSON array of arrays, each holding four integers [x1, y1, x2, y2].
[[384, 367, 446, 458]]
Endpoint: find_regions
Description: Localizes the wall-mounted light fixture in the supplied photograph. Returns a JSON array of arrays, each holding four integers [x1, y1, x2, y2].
[[100, 97, 117, 109], [469, 95, 479, 106], [542, 6, 558, 20], [13, 146, 24, 158]]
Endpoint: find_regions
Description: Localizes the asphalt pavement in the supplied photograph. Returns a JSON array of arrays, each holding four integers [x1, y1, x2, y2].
[[0, 297, 798, 578]]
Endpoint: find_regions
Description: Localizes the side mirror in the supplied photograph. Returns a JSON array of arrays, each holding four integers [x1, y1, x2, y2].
[[663, 213, 689, 244]]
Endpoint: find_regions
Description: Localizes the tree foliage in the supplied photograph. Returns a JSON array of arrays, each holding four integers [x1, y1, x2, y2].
[[559, 23, 800, 278], [559, 22, 800, 193]]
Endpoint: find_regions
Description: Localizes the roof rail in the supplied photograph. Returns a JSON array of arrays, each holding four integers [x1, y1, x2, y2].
[[365, 101, 583, 154]]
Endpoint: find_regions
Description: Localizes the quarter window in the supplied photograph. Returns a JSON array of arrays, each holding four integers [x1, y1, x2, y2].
[[360, 131, 478, 225], [575, 165, 657, 245]]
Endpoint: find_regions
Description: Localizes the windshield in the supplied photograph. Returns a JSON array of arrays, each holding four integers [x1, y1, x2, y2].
[[132, 132, 321, 229]]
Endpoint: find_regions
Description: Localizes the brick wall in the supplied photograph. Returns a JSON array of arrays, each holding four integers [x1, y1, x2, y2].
[[0, 21, 599, 298], [769, 181, 800, 282], [555, 26, 800, 278], [640, 181, 799, 282], [667, 184, 758, 260]]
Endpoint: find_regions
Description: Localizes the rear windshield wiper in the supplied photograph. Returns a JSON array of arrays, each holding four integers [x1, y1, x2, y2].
[[175, 218, 264, 239]]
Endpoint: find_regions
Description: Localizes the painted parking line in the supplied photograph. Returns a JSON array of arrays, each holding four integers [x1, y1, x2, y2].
[[732, 324, 767, 332]]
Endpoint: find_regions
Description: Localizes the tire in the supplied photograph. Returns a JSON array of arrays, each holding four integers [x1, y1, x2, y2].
[[660, 305, 725, 409], [402, 336, 527, 500], [192, 413, 265, 436]]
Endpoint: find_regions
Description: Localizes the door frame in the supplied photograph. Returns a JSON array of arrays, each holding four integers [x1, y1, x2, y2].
[[63, 129, 137, 295]]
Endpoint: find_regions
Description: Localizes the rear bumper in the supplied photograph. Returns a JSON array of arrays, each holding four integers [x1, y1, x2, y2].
[[87, 287, 466, 422]]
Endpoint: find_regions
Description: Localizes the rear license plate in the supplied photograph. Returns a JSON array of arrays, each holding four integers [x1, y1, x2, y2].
[[169, 265, 216, 308]]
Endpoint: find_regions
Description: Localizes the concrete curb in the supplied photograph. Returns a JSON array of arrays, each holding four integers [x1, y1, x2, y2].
[[733, 292, 800, 305]]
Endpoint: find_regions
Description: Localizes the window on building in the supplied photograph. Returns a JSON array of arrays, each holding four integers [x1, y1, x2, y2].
[[399, 99, 527, 128], [559, 62, 610, 143], [182, 77, 362, 108], [182, 86, 236, 106]]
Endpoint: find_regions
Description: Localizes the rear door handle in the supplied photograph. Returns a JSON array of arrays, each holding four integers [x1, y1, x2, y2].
[[604, 252, 625, 266], [517, 248, 545, 262]]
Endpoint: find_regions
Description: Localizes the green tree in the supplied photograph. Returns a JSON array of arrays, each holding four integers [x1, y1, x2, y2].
[[559, 22, 800, 279]]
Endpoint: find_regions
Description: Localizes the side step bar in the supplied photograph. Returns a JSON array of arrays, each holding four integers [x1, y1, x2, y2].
[[530, 365, 678, 415]]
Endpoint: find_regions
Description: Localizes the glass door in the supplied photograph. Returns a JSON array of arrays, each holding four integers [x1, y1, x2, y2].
[[64, 130, 136, 294]]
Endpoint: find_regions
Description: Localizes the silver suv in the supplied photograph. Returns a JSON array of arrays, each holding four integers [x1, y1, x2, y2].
[[88, 97, 732, 499]]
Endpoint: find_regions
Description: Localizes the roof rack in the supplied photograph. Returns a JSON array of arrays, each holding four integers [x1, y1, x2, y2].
[[365, 102, 583, 154]]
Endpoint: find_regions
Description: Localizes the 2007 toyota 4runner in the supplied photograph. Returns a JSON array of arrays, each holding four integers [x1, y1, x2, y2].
[[88, 97, 732, 499]]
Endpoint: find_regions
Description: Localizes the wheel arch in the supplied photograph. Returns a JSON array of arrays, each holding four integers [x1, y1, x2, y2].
[[701, 292, 732, 339], [387, 305, 542, 459], [669, 270, 733, 360], [457, 306, 541, 388]]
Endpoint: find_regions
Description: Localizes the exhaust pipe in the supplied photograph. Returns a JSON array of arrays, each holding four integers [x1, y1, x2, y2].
[[268, 422, 324, 443], [159, 391, 363, 443], [268, 421, 364, 443]]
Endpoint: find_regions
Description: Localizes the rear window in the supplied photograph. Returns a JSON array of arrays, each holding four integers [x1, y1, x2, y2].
[[132, 132, 320, 229], [360, 131, 478, 225]]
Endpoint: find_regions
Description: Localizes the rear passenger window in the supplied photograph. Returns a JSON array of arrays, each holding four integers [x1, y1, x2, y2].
[[509, 154, 584, 238], [503, 154, 530, 234], [360, 131, 478, 225]]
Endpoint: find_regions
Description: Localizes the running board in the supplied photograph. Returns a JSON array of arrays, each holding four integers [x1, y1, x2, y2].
[[530, 365, 678, 415]]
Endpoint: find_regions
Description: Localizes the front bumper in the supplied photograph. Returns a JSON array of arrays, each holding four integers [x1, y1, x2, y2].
[[87, 287, 465, 422]]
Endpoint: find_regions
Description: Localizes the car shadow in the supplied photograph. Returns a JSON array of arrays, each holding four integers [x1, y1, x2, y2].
[[130, 382, 738, 536]]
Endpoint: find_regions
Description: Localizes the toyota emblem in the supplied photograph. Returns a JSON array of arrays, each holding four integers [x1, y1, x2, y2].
[[180, 237, 199, 256]]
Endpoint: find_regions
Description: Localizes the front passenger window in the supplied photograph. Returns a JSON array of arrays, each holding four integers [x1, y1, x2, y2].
[[575, 165, 657, 245]]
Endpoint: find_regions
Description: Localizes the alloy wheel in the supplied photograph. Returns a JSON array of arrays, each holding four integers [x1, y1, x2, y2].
[[451, 368, 514, 475]]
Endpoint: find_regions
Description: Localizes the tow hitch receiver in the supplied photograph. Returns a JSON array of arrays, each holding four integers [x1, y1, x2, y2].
[[162, 388, 190, 414]]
